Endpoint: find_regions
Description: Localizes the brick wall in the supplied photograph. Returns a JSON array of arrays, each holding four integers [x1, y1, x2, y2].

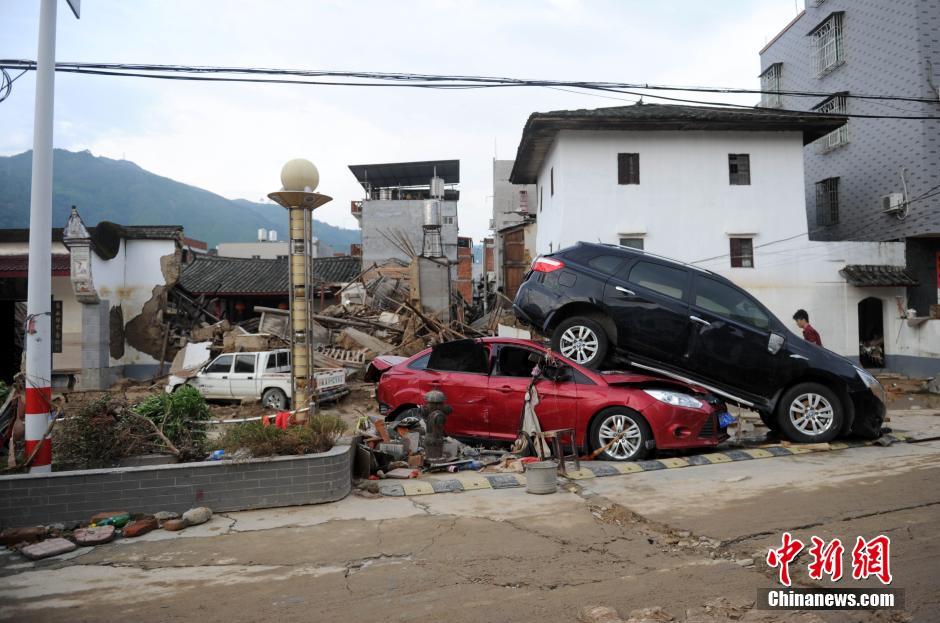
[[456, 237, 473, 301], [0, 444, 352, 528]]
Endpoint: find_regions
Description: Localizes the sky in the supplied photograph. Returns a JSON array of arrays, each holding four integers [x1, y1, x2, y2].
[[0, 0, 806, 243]]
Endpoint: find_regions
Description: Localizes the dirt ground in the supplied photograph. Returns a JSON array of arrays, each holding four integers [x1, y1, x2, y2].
[[1, 407, 937, 623]]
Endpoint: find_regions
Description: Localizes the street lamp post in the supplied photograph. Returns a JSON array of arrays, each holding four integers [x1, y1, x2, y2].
[[267, 160, 332, 422]]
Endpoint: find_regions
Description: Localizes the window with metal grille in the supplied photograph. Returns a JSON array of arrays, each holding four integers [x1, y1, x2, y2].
[[617, 153, 640, 185], [728, 154, 751, 185], [759, 63, 782, 108], [815, 177, 840, 226], [619, 237, 644, 250], [814, 94, 848, 151], [811, 13, 844, 76], [730, 238, 754, 268]]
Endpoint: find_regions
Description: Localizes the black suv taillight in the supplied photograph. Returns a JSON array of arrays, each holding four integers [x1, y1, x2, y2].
[[531, 256, 565, 273]]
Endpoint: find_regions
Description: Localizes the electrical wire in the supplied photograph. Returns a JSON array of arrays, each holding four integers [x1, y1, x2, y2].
[[2, 59, 940, 119]]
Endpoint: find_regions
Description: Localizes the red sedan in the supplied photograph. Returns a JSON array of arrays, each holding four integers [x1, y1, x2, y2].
[[369, 337, 730, 461]]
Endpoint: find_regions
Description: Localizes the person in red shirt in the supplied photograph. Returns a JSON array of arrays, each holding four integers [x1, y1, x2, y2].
[[793, 309, 822, 346]]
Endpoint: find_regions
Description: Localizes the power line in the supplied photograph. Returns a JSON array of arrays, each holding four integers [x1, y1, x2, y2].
[[2, 59, 940, 119]]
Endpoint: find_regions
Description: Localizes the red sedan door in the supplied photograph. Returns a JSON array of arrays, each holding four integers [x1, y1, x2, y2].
[[424, 340, 493, 440], [487, 344, 579, 441]]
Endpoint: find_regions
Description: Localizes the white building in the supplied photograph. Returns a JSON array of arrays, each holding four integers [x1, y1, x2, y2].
[[509, 103, 937, 376]]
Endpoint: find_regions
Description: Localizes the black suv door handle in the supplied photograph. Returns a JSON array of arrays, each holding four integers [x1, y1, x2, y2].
[[615, 286, 636, 296], [689, 315, 711, 326]]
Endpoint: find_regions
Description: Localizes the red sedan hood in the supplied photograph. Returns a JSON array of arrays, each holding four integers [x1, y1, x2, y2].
[[599, 370, 702, 392]]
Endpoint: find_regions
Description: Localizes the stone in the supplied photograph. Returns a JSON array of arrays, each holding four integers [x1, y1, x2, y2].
[[0, 526, 47, 546], [153, 511, 180, 526], [676, 530, 691, 538], [90, 511, 129, 524], [21, 538, 77, 560], [735, 558, 755, 567], [73, 526, 115, 546], [182, 507, 212, 526], [162, 519, 189, 531], [123, 517, 158, 538]]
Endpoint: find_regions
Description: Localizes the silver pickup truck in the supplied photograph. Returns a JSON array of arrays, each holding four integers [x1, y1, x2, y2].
[[166, 349, 348, 409]]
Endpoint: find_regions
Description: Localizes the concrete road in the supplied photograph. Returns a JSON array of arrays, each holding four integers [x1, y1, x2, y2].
[[1, 411, 938, 623]]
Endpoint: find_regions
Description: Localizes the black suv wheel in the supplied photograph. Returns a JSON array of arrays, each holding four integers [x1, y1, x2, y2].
[[552, 316, 609, 369], [776, 382, 844, 443]]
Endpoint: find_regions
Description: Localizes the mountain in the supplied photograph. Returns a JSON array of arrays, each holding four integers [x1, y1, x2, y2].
[[0, 149, 361, 250]]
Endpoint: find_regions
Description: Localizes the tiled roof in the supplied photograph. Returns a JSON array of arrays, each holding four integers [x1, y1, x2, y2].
[[0, 225, 182, 244], [509, 103, 848, 184], [180, 255, 362, 295], [840, 265, 919, 287], [0, 254, 70, 276]]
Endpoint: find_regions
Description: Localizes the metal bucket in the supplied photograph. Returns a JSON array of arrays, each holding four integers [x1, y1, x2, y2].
[[525, 461, 558, 495]]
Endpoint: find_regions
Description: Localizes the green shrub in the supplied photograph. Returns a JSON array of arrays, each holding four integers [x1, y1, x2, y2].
[[216, 415, 347, 458], [132, 385, 211, 459]]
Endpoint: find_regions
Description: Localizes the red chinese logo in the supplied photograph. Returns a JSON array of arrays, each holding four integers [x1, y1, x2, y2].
[[807, 536, 844, 581], [766, 532, 804, 587], [767, 534, 893, 587], [851, 535, 893, 585]]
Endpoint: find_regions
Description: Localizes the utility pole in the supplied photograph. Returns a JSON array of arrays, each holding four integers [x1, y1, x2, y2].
[[24, 0, 79, 473]]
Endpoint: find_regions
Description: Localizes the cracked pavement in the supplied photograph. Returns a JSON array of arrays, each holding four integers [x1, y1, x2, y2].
[[1, 411, 938, 622]]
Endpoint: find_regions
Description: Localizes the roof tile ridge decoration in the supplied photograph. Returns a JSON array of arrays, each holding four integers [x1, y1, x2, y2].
[[61, 207, 101, 303]]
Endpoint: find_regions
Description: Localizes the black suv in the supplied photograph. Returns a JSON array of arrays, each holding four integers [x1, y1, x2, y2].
[[513, 242, 886, 443]]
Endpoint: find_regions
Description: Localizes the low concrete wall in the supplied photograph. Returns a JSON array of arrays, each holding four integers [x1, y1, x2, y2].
[[0, 444, 352, 528]]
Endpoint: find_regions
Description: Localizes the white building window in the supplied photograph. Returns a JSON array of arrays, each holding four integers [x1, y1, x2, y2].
[[618, 237, 644, 250], [759, 63, 782, 108], [729, 238, 754, 268], [811, 13, 844, 76], [815, 94, 848, 151], [815, 177, 840, 226]]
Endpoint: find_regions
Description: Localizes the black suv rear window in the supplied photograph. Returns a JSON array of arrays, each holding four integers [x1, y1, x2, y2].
[[586, 255, 623, 276], [628, 261, 688, 301]]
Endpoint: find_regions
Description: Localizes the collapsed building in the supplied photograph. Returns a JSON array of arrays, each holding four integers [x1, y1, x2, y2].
[[0, 208, 183, 389]]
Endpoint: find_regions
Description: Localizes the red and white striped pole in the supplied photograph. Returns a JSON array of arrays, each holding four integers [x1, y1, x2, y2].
[[24, 0, 59, 473]]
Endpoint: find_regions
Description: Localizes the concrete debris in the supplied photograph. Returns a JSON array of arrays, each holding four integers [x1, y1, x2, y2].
[[338, 327, 396, 357], [181, 507, 212, 526], [20, 538, 77, 560], [73, 525, 115, 546]]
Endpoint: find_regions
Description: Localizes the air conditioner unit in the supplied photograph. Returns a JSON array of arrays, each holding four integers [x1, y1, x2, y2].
[[881, 193, 905, 214]]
